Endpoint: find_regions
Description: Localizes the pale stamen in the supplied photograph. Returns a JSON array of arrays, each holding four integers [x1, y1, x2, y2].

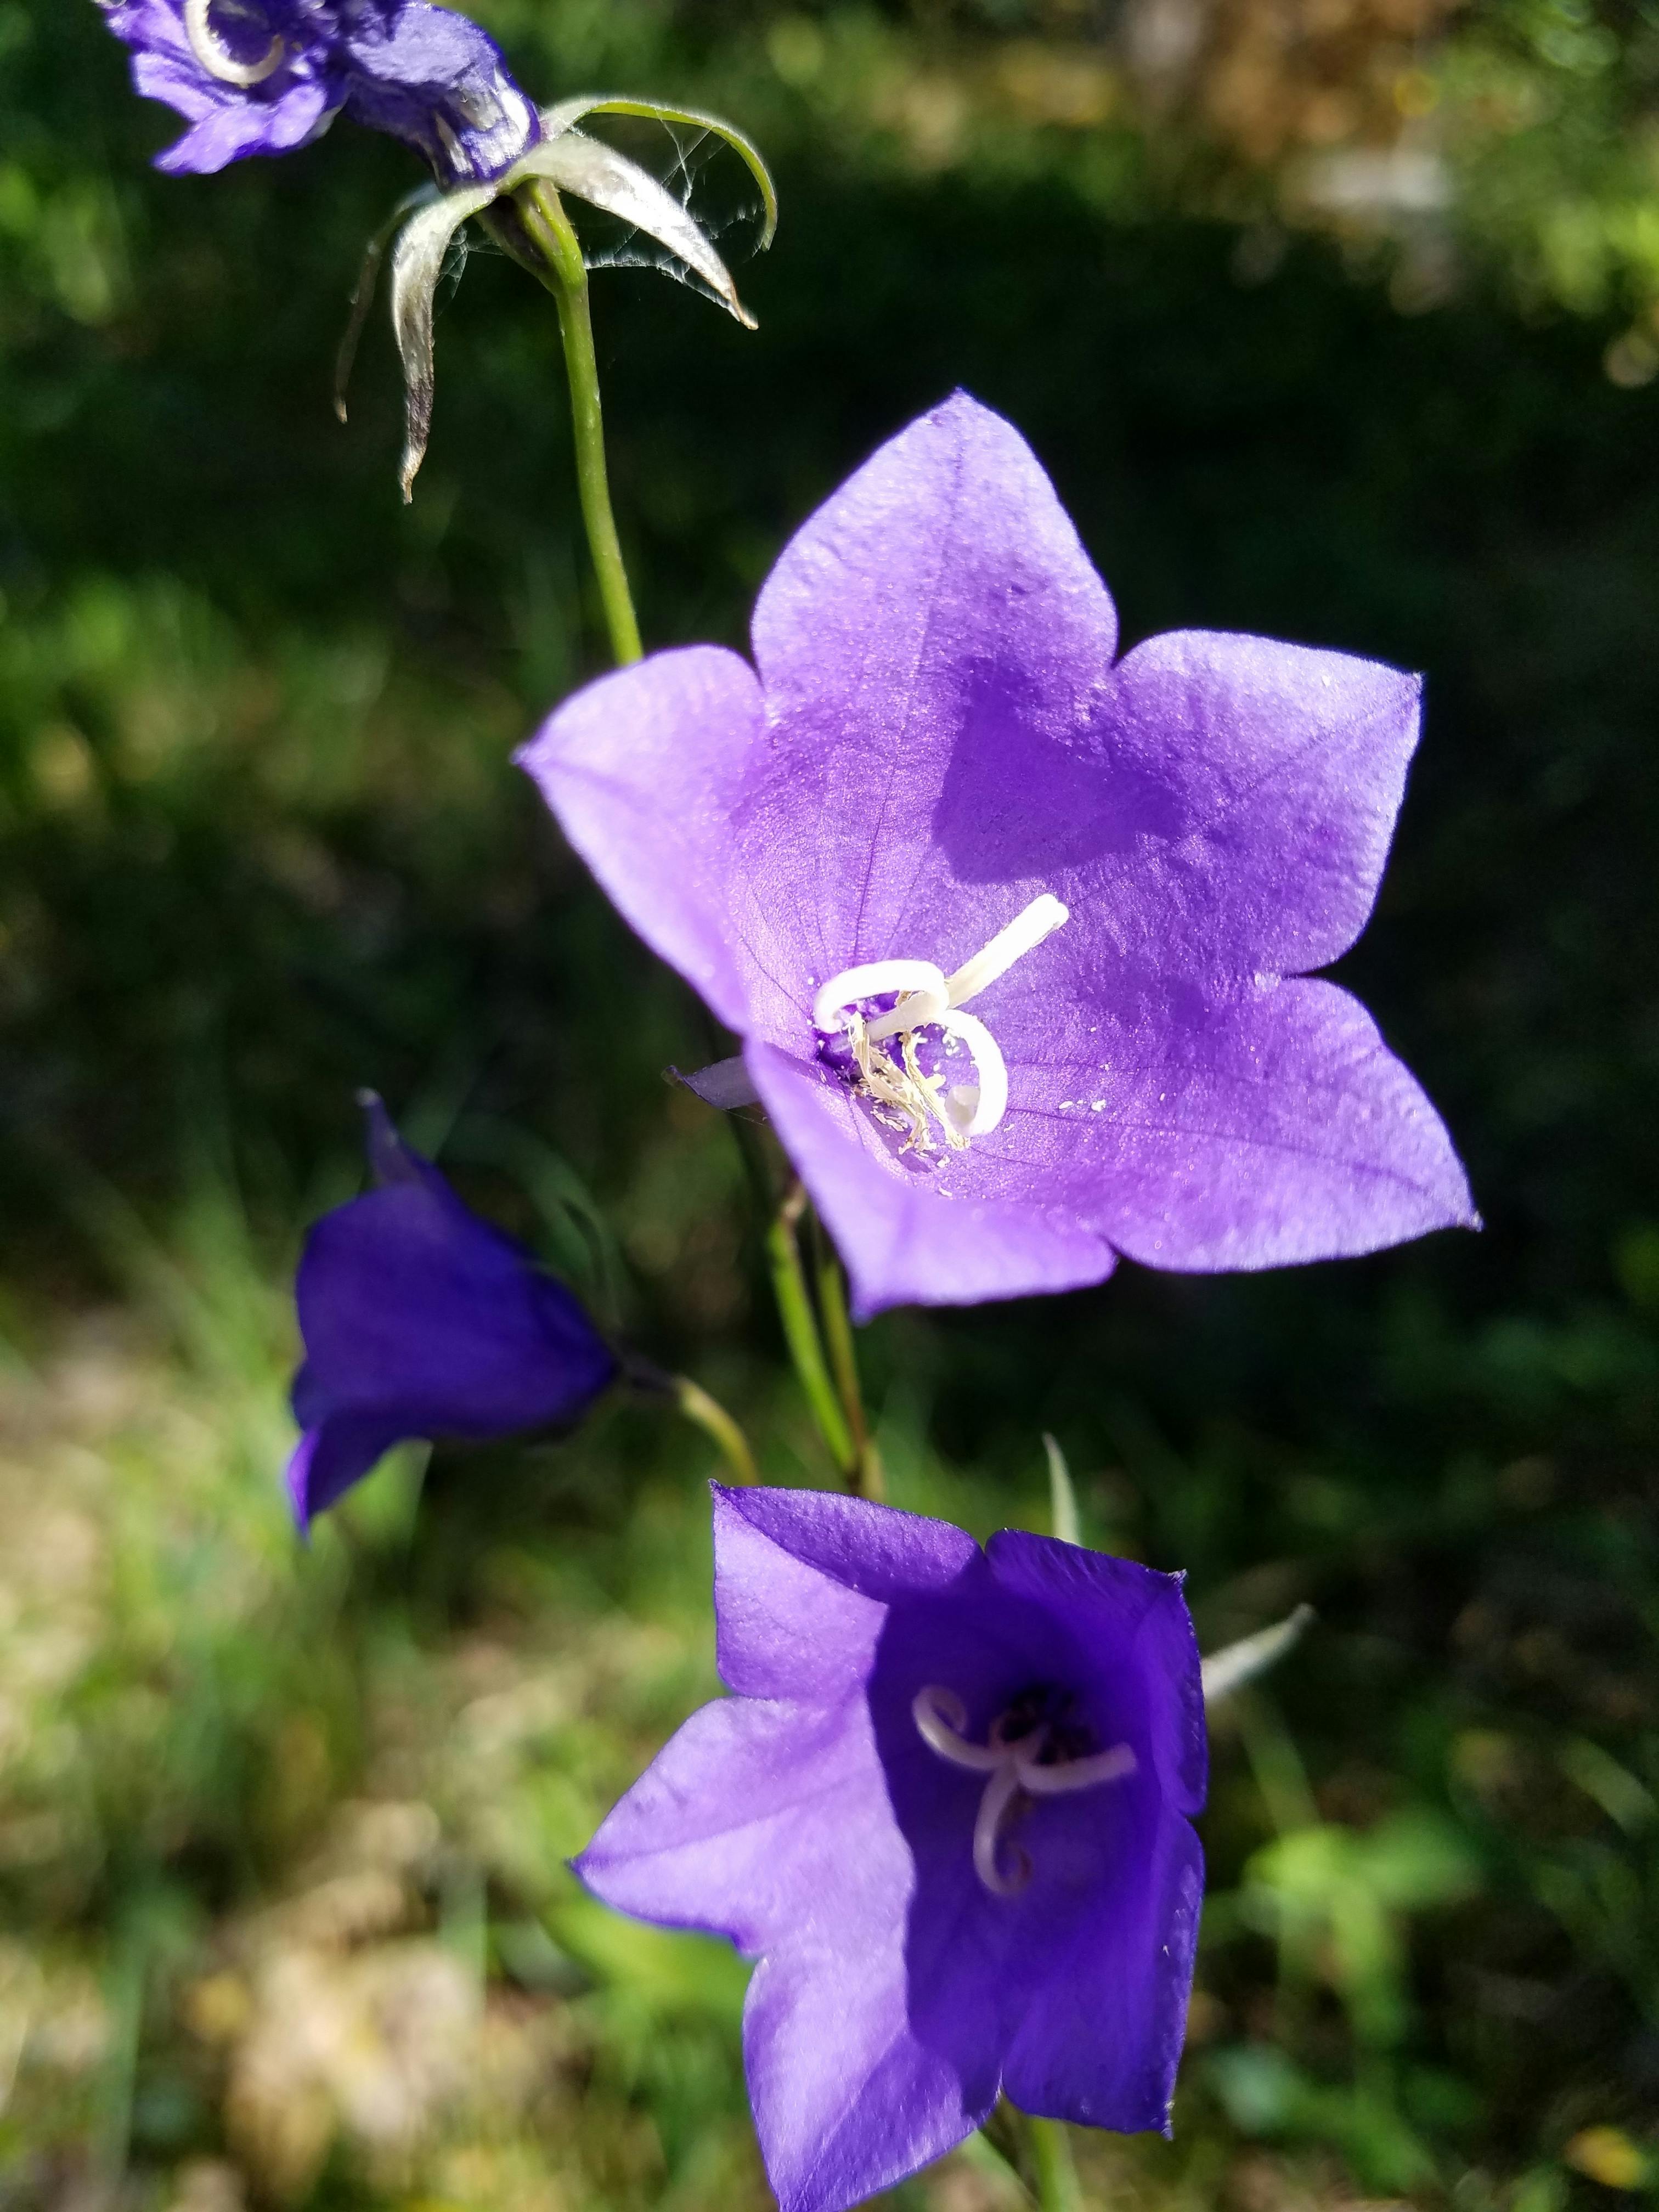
[[864, 989, 946, 1045], [184, 0, 284, 84], [810, 896, 1066, 1150], [935, 1010, 1006, 1136], [973, 1764, 1032, 1896], [945, 893, 1070, 1008], [812, 960, 946, 1038], [1017, 1742, 1137, 1794], [853, 1015, 945, 1152], [911, 1685, 1001, 1770], [912, 1683, 1137, 1898]]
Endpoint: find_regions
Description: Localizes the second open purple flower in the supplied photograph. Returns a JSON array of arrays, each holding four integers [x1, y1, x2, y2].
[[578, 1483, 1206, 2212]]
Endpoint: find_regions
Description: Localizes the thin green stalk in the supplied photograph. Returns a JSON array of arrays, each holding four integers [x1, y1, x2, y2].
[[814, 1239, 883, 1499], [723, 1079, 780, 1226], [768, 1183, 855, 1477], [624, 1357, 760, 1487], [95, 1911, 148, 2188], [1235, 1690, 1320, 1838], [1027, 2115, 1082, 2212], [516, 181, 642, 667], [674, 1375, 760, 1486]]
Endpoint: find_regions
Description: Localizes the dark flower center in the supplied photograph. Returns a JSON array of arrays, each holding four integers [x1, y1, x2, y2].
[[994, 1681, 1099, 1765], [912, 1678, 1136, 1895]]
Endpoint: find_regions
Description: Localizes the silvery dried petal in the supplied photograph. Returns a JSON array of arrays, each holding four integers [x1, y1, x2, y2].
[[520, 124, 757, 329], [676, 1057, 763, 1111], [1200, 1604, 1316, 1704], [388, 111, 762, 495], [387, 173, 499, 498]]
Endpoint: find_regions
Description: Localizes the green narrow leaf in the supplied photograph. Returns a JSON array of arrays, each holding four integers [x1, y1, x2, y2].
[[1201, 1603, 1316, 1705], [1045, 1431, 1081, 1546]]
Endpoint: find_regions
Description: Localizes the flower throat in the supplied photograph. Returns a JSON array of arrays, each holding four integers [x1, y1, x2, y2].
[[912, 1680, 1136, 1896], [812, 894, 1068, 1153]]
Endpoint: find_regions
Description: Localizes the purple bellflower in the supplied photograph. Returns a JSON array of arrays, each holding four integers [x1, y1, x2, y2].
[[285, 1094, 616, 1531], [100, 0, 539, 183], [519, 393, 1476, 1321], [577, 1483, 1206, 2212]]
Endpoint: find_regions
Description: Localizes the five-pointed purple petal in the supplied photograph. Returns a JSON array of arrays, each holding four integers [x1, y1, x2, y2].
[[285, 1096, 615, 1530], [519, 392, 1476, 1319], [577, 1484, 1206, 2212]]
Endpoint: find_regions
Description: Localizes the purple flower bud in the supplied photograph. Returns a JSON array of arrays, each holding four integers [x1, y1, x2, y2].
[[577, 1483, 1206, 2212], [285, 1096, 616, 1531], [100, 0, 539, 184], [520, 392, 1478, 1320]]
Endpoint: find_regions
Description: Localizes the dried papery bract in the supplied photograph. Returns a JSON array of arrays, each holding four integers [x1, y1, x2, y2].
[[385, 174, 501, 498], [379, 99, 773, 496], [335, 184, 439, 428], [95, 9, 775, 510]]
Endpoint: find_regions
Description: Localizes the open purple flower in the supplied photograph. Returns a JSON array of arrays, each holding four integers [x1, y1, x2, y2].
[[577, 1483, 1205, 2212], [101, 0, 539, 183], [519, 392, 1476, 1321], [285, 1094, 616, 1531]]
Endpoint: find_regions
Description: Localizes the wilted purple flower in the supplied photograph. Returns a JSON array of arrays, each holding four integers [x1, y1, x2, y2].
[[340, 3, 540, 183], [101, 0, 539, 183], [519, 392, 1476, 1321], [577, 1483, 1205, 2212], [285, 1095, 615, 1531]]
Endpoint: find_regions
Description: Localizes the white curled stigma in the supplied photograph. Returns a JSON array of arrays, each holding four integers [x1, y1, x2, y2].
[[812, 893, 1068, 1153], [184, 0, 284, 85], [912, 1683, 1136, 1897]]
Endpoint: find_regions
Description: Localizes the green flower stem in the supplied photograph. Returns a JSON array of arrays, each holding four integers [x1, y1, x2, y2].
[[814, 1239, 884, 1500], [673, 1374, 759, 1487], [515, 180, 643, 668], [1028, 2116, 1082, 2212], [768, 1183, 856, 1479]]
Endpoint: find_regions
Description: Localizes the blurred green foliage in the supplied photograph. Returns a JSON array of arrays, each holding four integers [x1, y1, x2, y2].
[[1, 0, 1658, 2203]]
